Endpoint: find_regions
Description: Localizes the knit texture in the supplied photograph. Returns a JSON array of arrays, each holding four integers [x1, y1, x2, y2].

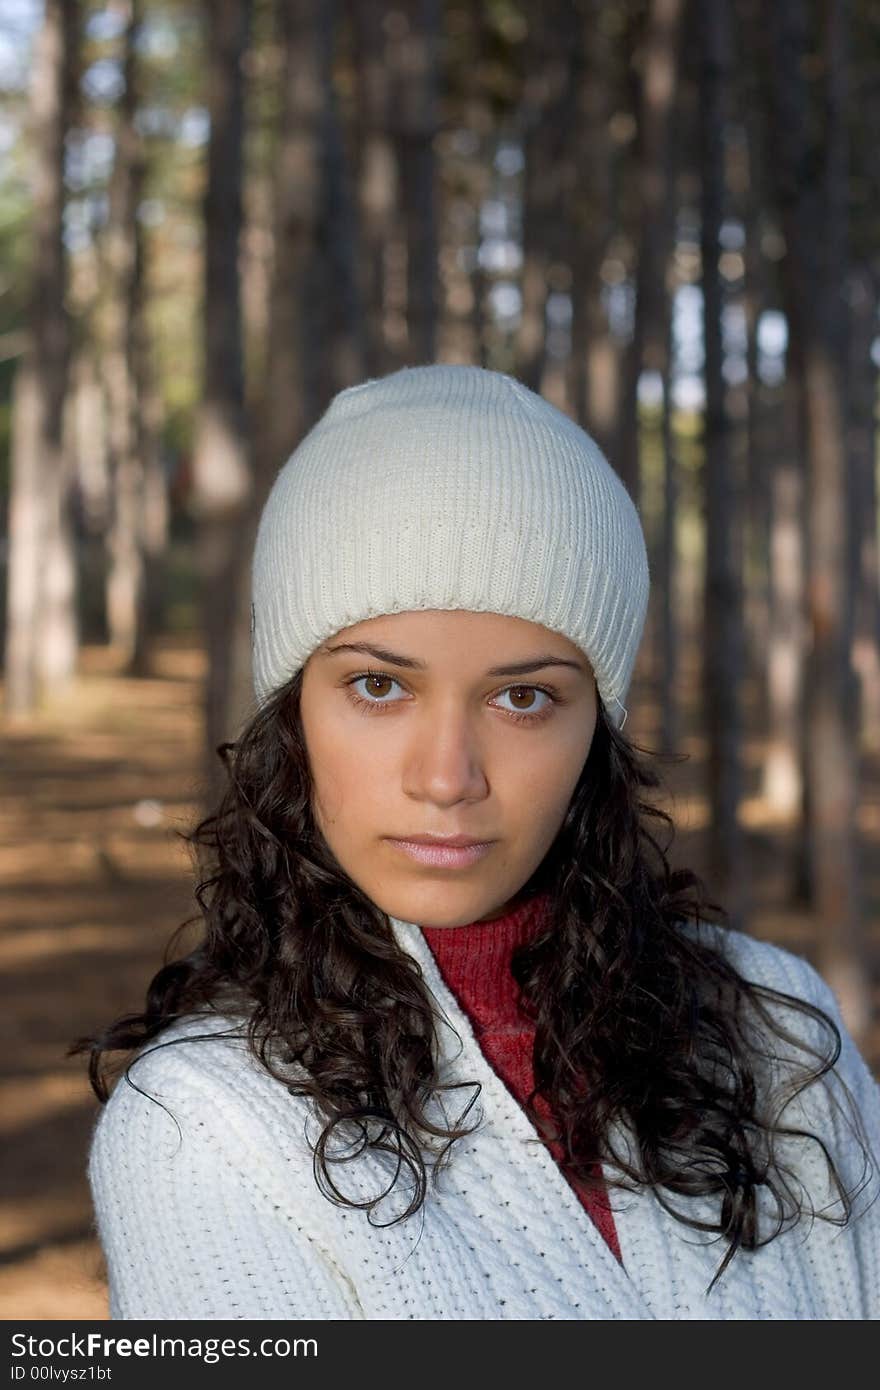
[[250, 363, 650, 730], [87, 922, 880, 1320], [420, 891, 623, 1264]]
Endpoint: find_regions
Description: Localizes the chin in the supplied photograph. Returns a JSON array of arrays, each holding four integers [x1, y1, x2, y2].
[[375, 887, 493, 930]]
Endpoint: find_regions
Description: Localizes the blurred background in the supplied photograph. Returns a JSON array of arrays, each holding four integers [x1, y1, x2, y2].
[[1, 0, 879, 1320]]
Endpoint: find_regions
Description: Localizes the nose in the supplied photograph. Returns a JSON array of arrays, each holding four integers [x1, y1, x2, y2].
[[401, 702, 489, 805]]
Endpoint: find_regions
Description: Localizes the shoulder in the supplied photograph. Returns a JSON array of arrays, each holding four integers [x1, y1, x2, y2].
[[86, 1013, 367, 1319], [88, 1010, 317, 1182], [674, 916, 864, 1079], [671, 919, 838, 1089], [675, 917, 880, 1178], [675, 916, 850, 1030], [95, 1011, 257, 1119]]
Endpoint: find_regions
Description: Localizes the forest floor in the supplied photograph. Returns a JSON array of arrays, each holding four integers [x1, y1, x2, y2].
[[1, 631, 879, 1320]]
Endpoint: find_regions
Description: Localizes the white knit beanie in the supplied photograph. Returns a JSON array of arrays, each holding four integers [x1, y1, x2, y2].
[[250, 363, 649, 730]]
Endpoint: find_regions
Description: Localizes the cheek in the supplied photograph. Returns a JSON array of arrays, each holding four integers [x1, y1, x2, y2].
[[513, 726, 589, 796], [513, 729, 592, 831], [517, 768, 575, 836], [308, 720, 390, 830]]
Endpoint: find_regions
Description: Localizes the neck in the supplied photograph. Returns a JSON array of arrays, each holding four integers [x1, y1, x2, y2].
[[418, 890, 552, 1034]]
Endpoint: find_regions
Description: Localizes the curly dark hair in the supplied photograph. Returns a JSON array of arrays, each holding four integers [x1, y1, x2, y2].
[[69, 669, 872, 1294]]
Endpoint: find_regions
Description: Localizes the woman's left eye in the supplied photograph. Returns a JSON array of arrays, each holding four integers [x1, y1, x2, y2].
[[344, 672, 558, 723], [493, 685, 554, 720]]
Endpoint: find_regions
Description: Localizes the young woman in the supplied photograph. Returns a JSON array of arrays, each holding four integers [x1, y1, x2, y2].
[[75, 363, 879, 1320]]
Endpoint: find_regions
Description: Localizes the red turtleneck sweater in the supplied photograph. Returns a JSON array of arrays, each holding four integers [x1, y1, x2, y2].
[[420, 891, 623, 1265]]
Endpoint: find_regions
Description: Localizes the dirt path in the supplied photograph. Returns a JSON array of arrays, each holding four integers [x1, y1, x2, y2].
[[1, 638, 204, 1319], [1, 634, 877, 1319]]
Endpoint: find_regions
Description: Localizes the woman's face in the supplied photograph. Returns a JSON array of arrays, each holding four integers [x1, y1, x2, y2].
[[299, 609, 598, 928]]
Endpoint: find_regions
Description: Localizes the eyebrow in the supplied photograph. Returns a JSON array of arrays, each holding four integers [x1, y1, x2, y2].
[[321, 640, 587, 677]]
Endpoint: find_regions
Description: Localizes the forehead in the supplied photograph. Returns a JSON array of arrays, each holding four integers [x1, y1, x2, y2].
[[321, 609, 589, 670]]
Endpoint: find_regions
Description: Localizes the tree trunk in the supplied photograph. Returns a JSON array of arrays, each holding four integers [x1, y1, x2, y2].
[[574, 2, 629, 467], [515, 1, 579, 397], [634, 0, 684, 755], [618, 0, 683, 516], [738, 0, 801, 818], [190, 0, 254, 805], [259, 0, 363, 488], [848, 263, 880, 750], [258, 0, 318, 484], [848, 1, 880, 754], [104, 0, 152, 671], [433, 0, 492, 367], [4, 0, 79, 716], [388, 0, 440, 365], [569, 2, 614, 449], [351, 0, 399, 376], [513, 5, 548, 393], [699, 0, 748, 932], [70, 345, 110, 538], [766, 0, 870, 1038], [308, 0, 365, 410], [762, 416, 807, 821], [132, 283, 169, 673]]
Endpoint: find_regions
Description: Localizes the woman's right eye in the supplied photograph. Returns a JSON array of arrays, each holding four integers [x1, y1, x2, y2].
[[344, 672, 406, 712]]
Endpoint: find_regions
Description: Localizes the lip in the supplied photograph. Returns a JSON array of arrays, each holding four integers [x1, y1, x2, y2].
[[385, 837, 494, 869], [394, 834, 491, 847]]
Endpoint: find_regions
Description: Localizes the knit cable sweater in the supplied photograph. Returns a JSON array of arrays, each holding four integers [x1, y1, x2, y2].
[[420, 891, 622, 1264], [87, 916, 880, 1319]]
